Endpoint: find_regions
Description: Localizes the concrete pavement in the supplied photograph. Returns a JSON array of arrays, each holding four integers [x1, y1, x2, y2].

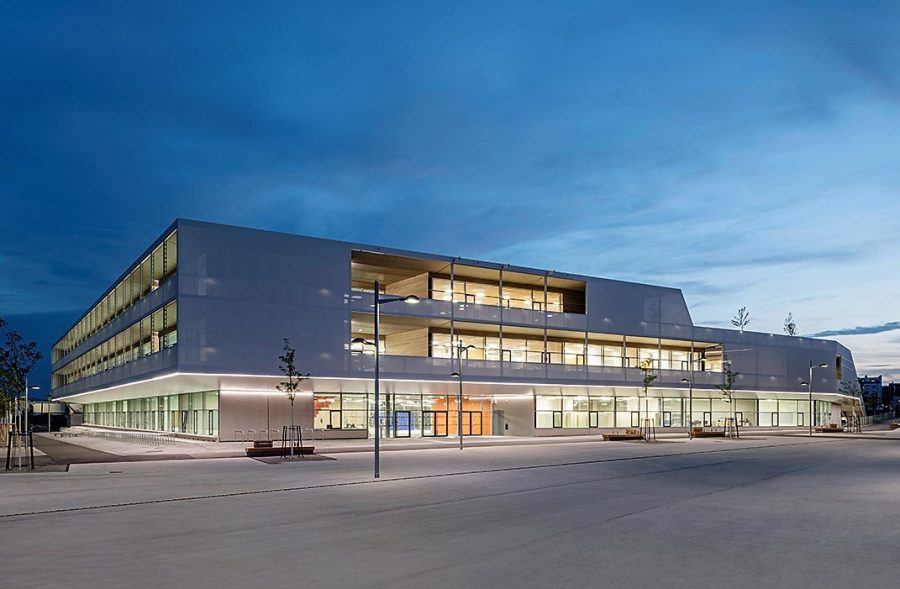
[[2, 436, 898, 588]]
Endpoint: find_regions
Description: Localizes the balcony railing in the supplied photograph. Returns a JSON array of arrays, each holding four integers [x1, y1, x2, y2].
[[350, 290, 587, 330], [348, 353, 725, 386]]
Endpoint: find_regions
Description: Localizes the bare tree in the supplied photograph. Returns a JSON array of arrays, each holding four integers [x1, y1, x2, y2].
[[783, 313, 797, 336], [276, 338, 309, 456], [731, 306, 750, 332]]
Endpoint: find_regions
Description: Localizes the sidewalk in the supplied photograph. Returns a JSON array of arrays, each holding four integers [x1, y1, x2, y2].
[[35, 423, 895, 465]]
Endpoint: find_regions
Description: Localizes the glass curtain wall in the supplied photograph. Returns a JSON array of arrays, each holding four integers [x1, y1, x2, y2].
[[54, 230, 177, 360], [535, 395, 814, 430], [83, 390, 218, 436], [54, 301, 177, 387], [430, 331, 715, 372], [431, 277, 562, 311], [312, 393, 493, 437]]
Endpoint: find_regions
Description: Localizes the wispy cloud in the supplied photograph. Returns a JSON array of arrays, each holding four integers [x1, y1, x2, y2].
[[810, 321, 900, 337]]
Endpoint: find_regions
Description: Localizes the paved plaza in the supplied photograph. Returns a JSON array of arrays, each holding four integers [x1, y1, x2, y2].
[[3, 435, 899, 588]]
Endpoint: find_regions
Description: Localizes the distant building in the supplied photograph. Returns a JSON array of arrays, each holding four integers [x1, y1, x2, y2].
[[859, 375, 883, 411], [884, 382, 899, 414]]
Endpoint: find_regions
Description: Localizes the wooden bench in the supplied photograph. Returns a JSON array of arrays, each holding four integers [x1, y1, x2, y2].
[[815, 425, 844, 433], [603, 428, 643, 441], [245, 445, 315, 457], [693, 429, 726, 438]]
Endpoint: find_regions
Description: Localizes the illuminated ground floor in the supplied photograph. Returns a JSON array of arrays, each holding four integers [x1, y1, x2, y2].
[[72, 374, 863, 442]]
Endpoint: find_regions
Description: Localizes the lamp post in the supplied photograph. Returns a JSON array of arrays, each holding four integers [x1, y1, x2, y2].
[[350, 280, 419, 478], [450, 343, 476, 450], [802, 362, 829, 437], [47, 392, 52, 434], [681, 377, 693, 439], [24, 380, 39, 433]]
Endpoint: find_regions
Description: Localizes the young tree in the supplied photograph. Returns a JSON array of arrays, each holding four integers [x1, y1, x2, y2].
[[639, 359, 658, 435], [783, 313, 797, 336], [0, 317, 44, 426], [716, 363, 740, 432], [276, 338, 309, 456], [731, 307, 750, 332]]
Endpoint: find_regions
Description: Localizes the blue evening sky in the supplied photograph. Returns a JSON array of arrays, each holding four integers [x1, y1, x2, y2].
[[2, 1, 899, 393]]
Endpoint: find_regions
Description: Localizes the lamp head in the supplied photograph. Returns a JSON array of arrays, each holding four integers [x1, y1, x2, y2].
[[681, 377, 690, 383], [349, 338, 368, 352], [800, 381, 809, 386], [818, 363, 828, 368], [450, 372, 460, 379], [403, 295, 420, 304]]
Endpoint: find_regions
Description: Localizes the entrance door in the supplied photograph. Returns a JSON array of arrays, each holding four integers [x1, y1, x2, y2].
[[703, 412, 712, 427], [422, 411, 448, 437], [797, 412, 804, 427], [771, 412, 779, 427], [329, 410, 342, 430], [631, 411, 640, 427], [461, 411, 483, 436], [394, 411, 412, 438], [662, 411, 672, 427]]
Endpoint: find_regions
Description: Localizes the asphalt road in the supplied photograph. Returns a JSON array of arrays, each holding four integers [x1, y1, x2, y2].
[[2, 436, 898, 588]]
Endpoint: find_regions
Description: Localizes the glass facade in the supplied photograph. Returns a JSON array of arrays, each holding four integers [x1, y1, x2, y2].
[[83, 390, 218, 436], [431, 277, 564, 312], [429, 331, 718, 371], [54, 230, 177, 361], [313, 392, 492, 437], [54, 301, 177, 387], [535, 395, 820, 430]]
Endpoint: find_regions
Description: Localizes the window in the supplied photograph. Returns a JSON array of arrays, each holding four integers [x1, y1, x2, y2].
[[53, 230, 177, 361], [52, 301, 178, 388]]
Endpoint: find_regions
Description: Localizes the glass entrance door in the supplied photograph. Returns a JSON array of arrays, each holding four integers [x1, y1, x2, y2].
[[329, 410, 342, 430], [461, 411, 483, 436], [394, 411, 412, 438], [422, 411, 448, 437]]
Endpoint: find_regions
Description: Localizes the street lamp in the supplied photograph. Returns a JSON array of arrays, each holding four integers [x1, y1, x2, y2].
[[352, 280, 419, 478], [803, 362, 829, 437], [24, 382, 39, 433], [681, 377, 693, 439], [450, 343, 476, 450], [47, 392, 52, 434]]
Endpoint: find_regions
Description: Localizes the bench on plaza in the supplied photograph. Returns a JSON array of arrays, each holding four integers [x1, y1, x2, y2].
[[245, 445, 315, 457], [603, 428, 643, 441], [692, 427, 725, 438], [815, 424, 844, 433]]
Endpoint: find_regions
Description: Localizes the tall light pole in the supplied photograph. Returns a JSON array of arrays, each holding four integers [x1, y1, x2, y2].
[[681, 377, 693, 439], [24, 380, 39, 433], [47, 392, 53, 434], [350, 280, 419, 478], [802, 362, 829, 437], [450, 343, 476, 450]]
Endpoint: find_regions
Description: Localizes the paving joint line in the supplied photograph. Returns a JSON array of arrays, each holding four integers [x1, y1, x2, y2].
[[0, 438, 845, 520]]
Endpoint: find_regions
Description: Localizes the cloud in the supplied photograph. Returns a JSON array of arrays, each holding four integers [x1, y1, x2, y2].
[[808, 321, 900, 337]]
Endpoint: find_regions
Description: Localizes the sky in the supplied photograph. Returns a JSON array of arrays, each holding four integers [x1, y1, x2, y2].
[[1, 1, 899, 394]]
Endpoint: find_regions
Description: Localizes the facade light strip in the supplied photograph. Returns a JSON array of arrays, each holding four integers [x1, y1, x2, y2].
[[56, 371, 863, 403]]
